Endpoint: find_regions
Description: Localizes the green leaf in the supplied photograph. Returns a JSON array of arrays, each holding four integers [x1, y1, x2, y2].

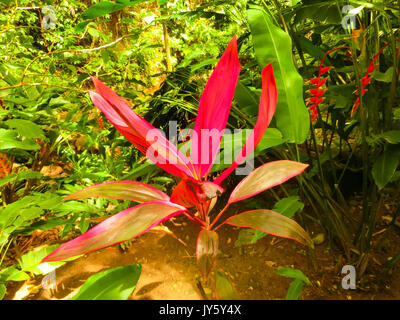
[[5, 119, 45, 139], [275, 267, 310, 284], [296, 36, 332, 64], [272, 196, 304, 218], [234, 81, 260, 117], [371, 67, 393, 83], [255, 128, 286, 152], [3, 267, 30, 281], [72, 264, 141, 300], [0, 170, 43, 188], [381, 131, 400, 144], [286, 278, 305, 300], [0, 129, 40, 151], [215, 270, 238, 300], [248, 6, 310, 143], [275, 267, 309, 300], [19, 245, 64, 275], [372, 145, 400, 189]]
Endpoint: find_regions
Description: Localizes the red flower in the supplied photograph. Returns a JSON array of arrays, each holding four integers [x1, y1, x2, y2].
[[306, 46, 348, 120], [351, 41, 392, 115]]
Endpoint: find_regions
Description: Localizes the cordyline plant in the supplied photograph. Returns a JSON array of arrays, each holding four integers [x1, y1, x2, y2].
[[42, 37, 312, 284]]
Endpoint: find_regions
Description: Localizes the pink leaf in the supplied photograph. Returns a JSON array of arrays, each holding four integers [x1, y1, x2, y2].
[[228, 160, 308, 203], [223, 209, 313, 247], [89, 80, 193, 179], [42, 201, 186, 262], [214, 63, 277, 185], [196, 229, 219, 281], [63, 181, 170, 203], [192, 36, 241, 178]]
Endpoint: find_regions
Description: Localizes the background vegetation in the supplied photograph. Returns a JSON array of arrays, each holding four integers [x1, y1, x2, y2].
[[1, 0, 400, 300]]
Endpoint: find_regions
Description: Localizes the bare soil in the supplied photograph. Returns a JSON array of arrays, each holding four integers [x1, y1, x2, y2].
[[4, 212, 400, 300]]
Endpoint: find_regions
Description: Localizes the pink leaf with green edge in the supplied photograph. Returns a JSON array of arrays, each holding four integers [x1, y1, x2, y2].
[[63, 181, 169, 203], [196, 229, 218, 281], [170, 178, 223, 208], [223, 209, 313, 247], [89, 81, 193, 179], [215, 269, 238, 300], [214, 63, 277, 185], [228, 160, 308, 204], [192, 36, 241, 178], [41, 201, 186, 262]]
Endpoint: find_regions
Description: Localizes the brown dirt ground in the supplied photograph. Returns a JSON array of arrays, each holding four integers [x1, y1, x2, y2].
[[3, 210, 400, 300]]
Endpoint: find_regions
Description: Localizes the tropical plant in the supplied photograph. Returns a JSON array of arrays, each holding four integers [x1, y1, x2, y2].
[[41, 36, 313, 297]]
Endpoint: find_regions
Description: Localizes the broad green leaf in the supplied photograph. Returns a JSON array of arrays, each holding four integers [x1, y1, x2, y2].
[[3, 267, 30, 281], [19, 245, 65, 275], [72, 264, 141, 300], [248, 6, 310, 143], [381, 131, 400, 144], [286, 278, 305, 300], [229, 160, 308, 203], [272, 196, 304, 218], [296, 36, 332, 64], [42, 201, 185, 262], [63, 181, 170, 203], [372, 67, 394, 83], [0, 170, 43, 188], [372, 145, 400, 189], [215, 270, 238, 300], [275, 267, 309, 300], [275, 267, 310, 284], [5, 119, 45, 139], [255, 128, 285, 152], [234, 80, 260, 117], [224, 209, 313, 247], [196, 230, 218, 281], [0, 129, 40, 151]]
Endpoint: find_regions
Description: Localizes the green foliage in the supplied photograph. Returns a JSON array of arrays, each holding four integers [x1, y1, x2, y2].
[[248, 5, 310, 143], [72, 264, 142, 300], [275, 267, 310, 300]]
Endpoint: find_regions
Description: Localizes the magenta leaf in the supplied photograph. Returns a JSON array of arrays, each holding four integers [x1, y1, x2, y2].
[[42, 201, 186, 262], [196, 229, 219, 281], [63, 181, 170, 203], [223, 209, 313, 247], [192, 36, 241, 178], [228, 160, 308, 203], [214, 63, 277, 185], [89, 79, 193, 179]]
